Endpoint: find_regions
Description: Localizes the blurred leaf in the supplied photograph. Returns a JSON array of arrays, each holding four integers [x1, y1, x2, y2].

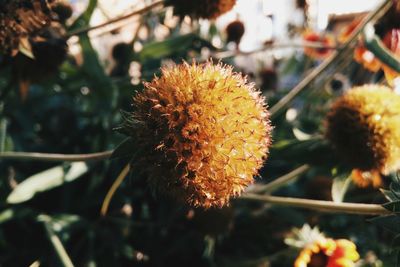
[[383, 201, 400, 213], [139, 33, 214, 62], [331, 174, 351, 203], [292, 128, 313, 141], [0, 207, 32, 225], [370, 215, 400, 233], [7, 162, 89, 204], [68, 0, 97, 31], [381, 188, 400, 202]]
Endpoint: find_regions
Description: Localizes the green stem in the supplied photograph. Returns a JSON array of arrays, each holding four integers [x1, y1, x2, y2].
[[0, 150, 113, 162], [39, 215, 74, 267], [250, 164, 310, 194], [67, 0, 165, 37], [241, 194, 389, 215], [101, 164, 131, 216], [363, 24, 400, 73], [269, 0, 393, 118]]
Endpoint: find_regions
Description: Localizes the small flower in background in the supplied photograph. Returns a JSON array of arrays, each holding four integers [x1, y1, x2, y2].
[[225, 19, 245, 48], [123, 61, 272, 208], [351, 169, 383, 189], [165, 0, 237, 20], [381, 29, 400, 86], [326, 85, 400, 175], [286, 225, 360, 267], [302, 30, 335, 60], [50, 0, 73, 24], [353, 44, 382, 73]]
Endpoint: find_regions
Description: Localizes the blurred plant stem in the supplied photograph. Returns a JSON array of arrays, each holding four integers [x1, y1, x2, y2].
[[0, 150, 113, 162], [268, 0, 394, 118], [101, 164, 130, 216], [214, 41, 338, 59], [241, 194, 389, 215], [39, 215, 75, 267], [67, 0, 165, 37], [249, 164, 310, 194]]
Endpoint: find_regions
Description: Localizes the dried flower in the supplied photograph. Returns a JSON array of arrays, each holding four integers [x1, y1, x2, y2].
[[226, 20, 245, 46], [50, 0, 73, 24], [295, 238, 360, 267], [165, 0, 236, 20], [326, 85, 400, 174], [302, 30, 335, 59], [0, 0, 54, 56], [124, 61, 271, 208], [351, 169, 383, 188]]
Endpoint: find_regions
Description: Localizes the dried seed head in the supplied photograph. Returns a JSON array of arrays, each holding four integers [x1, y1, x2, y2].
[[125, 61, 271, 208], [326, 85, 400, 174], [165, 0, 236, 20], [0, 0, 54, 56], [50, 0, 73, 24], [226, 20, 245, 45]]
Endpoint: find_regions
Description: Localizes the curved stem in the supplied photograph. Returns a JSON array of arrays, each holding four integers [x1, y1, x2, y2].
[[215, 41, 338, 59], [0, 150, 113, 162], [67, 0, 165, 37], [268, 0, 393, 118], [241, 194, 389, 215], [251, 164, 310, 194], [101, 164, 131, 216]]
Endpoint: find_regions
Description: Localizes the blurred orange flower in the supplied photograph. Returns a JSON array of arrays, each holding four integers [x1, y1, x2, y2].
[[303, 30, 335, 59], [351, 169, 383, 188], [295, 238, 360, 267]]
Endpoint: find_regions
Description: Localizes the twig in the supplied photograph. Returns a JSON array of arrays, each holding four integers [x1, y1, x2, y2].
[[0, 150, 113, 162], [250, 164, 310, 194], [268, 0, 393, 118], [67, 0, 165, 37], [214, 41, 339, 59], [101, 164, 130, 216], [39, 215, 74, 267], [241, 194, 389, 215]]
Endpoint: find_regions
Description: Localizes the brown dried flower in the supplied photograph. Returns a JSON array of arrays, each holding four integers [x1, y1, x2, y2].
[[165, 0, 236, 20]]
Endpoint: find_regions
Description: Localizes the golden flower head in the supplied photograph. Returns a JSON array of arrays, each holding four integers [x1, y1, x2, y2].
[[124, 61, 271, 208], [165, 0, 236, 20], [0, 0, 54, 56], [326, 85, 400, 174], [295, 238, 360, 267]]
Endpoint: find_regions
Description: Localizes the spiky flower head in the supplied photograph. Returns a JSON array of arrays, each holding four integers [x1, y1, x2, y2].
[[326, 85, 400, 174], [0, 0, 54, 56], [165, 0, 236, 20], [124, 61, 271, 208]]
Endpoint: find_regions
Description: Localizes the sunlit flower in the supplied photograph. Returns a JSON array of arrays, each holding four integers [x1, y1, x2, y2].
[[295, 238, 360, 267], [0, 0, 54, 56], [165, 0, 236, 19], [351, 169, 383, 188], [326, 85, 400, 174], [124, 61, 271, 208], [302, 30, 335, 59]]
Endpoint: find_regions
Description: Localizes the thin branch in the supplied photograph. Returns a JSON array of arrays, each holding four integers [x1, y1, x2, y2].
[[67, 0, 165, 37], [268, 0, 393, 118], [250, 164, 310, 194], [101, 164, 131, 216], [214, 41, 339, 59], [240, 194, 389, 215], [0, 150, 113, 162]]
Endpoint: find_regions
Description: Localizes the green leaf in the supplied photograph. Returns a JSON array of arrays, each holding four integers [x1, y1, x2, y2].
[[331, 175, 352, 203], [383, 201, 400, 213], [7, 162, 89, 204], [139, 33, 214, 62], [381, 188, 400, 202], [370, 215, 400, 233]]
